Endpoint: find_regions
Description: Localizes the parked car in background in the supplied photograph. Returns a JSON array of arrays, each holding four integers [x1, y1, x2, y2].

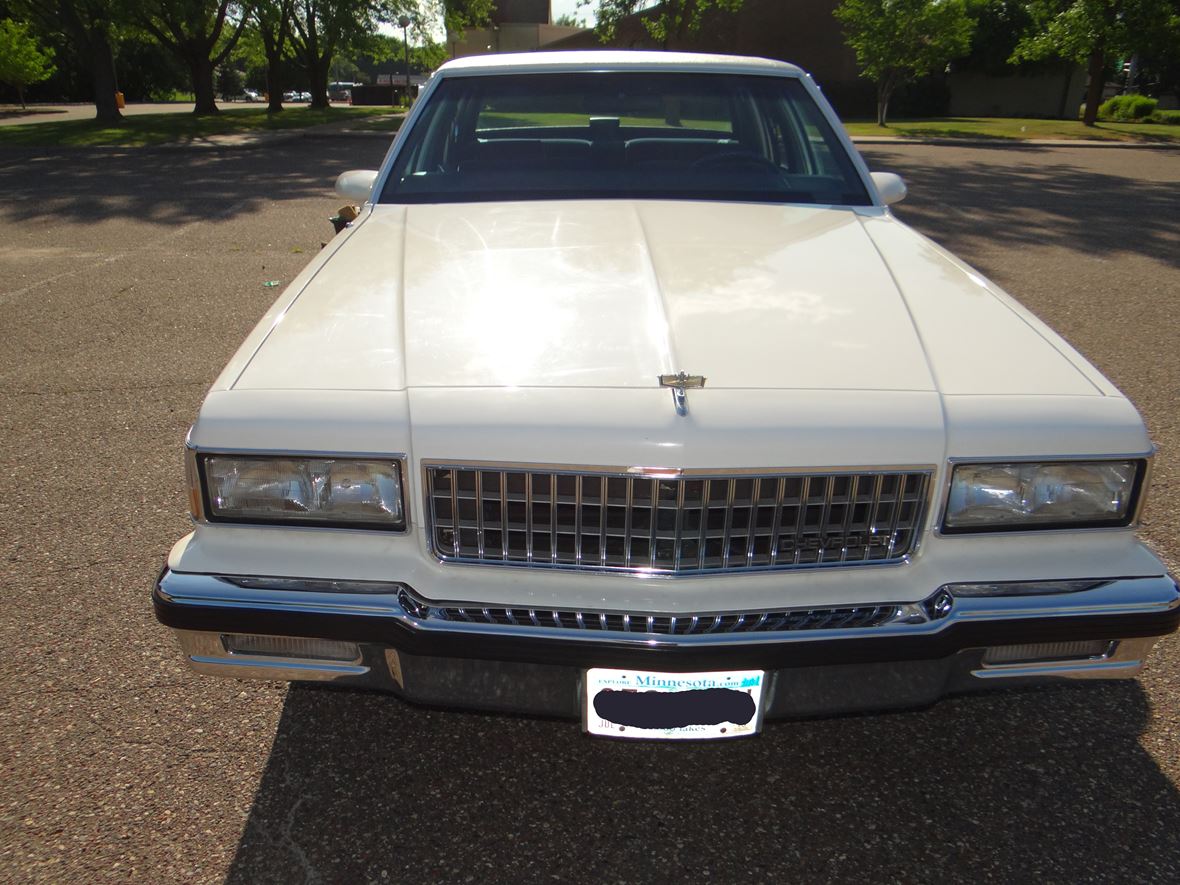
[[154, 51, 1178, 741], [328, 81, 361, 102]]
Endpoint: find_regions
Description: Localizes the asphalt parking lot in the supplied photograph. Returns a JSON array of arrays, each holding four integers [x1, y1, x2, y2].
[[1, 135, 1178, 883]]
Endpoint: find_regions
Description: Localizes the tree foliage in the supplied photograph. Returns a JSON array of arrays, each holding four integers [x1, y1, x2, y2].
[[956, 0, 1037, 74], [0, 17, 56, 108], [437, 0, 494, 36], [216, 61, 245, 97], [590, 0, 745, 48], [834, 0, 975, 125], [5, 1, 131, 121], [289, 1, 415, 109], [131, 1, 253, 115], [1011, 0, 1176, 124]]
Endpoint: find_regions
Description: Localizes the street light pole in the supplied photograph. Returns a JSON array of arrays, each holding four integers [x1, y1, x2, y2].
[[398, 15, 412, 108]]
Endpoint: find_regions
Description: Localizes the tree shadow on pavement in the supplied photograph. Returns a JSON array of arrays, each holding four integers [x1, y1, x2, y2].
[[0, 138, 390, 227], [859, 145, 1180, 270], [227, 679, 1180, 883]]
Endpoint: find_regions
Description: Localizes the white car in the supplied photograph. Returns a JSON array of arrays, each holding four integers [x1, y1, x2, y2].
[[154, 51, 1178, 740]]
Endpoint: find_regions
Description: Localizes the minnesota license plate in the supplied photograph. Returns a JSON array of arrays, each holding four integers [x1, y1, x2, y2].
[[583, 668, 766, 740]]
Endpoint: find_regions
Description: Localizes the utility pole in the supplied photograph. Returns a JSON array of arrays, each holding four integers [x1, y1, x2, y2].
[[399, 15, 412, 108]]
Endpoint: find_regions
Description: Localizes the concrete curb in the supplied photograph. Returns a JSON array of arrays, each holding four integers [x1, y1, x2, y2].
[[851, 135, 1180, 149], [5, 121, 1175, 152], [145, 117, 403, 151]]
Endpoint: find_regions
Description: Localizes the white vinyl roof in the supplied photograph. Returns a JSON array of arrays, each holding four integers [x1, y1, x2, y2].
[[437, 50, 805, 79]]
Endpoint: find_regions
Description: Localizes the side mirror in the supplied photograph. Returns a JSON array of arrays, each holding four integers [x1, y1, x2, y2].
[[335, 169, 379, 203], [870, 171, 907, 206]]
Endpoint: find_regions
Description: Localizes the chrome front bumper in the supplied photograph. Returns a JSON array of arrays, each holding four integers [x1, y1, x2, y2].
[[154, 570, 1180, 719]]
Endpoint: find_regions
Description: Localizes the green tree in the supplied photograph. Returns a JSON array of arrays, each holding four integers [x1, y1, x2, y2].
[[0, 18, 56, 108], [7, 1, 130, 122], [411, 38, 446, 72], [132, 1, 253, 115], [835, 0, 975, 126], [590, 0, 745, 48], [216, 61, 244, 98], [438, 0, 494, 34], [555, 12, 587, 27], [329, 56, 363, 82], [290, 1, 415, 110], [251, 0, 293, 112], [1012, 0, 1176, 126], [958, 0, 1035, 74]]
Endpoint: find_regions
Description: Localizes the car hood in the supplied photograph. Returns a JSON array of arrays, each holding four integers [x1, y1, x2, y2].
[[231, 200, 1101, 398]]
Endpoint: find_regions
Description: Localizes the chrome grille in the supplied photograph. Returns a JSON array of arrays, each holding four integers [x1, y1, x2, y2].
[[425, 464, 931, 574], [430, 602, 902, 635]]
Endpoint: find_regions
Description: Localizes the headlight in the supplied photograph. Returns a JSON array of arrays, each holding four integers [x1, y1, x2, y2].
[[200, 455, 406, 530], [943, 459, 1143, 532]]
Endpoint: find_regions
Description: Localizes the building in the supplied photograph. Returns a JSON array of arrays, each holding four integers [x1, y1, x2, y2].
[[447, 1, 586, 59], [452, 1, 1085, 119]]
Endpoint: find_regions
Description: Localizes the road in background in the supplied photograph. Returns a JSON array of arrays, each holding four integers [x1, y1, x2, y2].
[[0, 101, 347, 127], [0, 139, 1177, 883]]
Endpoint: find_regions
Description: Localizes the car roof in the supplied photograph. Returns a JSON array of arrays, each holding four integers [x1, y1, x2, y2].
[[436, 50, 805, 79]]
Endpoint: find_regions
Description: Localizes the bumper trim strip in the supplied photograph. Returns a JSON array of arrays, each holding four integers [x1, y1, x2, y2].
[[154, 569, 1180, 671]]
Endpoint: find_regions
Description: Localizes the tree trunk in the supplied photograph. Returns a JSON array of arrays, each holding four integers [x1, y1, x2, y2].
[[308, 55, 330, 109], [18, 85, 27, 110], [90, 30, 122, 123], [877, 79, 894, 127], [266, 55, 285, 113], [191, 56, 218, 115], [1082, 43, 1105, 126]]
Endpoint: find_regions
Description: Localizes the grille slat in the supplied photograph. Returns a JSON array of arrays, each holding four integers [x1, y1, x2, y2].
[[425, 601, 904, 635], [427, 465, 930, 575], [475, 470, 486, 559]]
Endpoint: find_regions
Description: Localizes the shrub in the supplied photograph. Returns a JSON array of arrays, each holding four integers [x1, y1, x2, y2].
[[1149, 109, 1180, 125], [1097, 94, 1158, 121]]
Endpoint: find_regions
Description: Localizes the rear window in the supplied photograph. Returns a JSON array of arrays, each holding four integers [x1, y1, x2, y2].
[[379, 72, 870, 206]]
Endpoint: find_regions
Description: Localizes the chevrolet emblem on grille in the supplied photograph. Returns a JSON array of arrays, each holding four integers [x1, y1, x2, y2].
[[659, 372, 706, 416]]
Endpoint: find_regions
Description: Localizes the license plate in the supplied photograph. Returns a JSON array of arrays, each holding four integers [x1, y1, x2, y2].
[[583, 668, 766, 740]]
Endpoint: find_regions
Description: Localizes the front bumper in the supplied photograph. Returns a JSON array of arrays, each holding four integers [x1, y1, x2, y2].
[[154, 569, 1180, 720]]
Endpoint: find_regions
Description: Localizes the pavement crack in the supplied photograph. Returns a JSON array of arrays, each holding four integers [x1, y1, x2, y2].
[[280, 794, 321, 885]]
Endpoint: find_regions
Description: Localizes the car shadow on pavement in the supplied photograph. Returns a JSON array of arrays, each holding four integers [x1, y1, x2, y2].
[[227, 678, 1180, 883], [859, 145, 1180, 270]]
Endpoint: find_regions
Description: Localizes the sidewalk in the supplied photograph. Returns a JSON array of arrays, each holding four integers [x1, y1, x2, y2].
[[151, 114, 404, 150], [851, 135, 1180, 149]]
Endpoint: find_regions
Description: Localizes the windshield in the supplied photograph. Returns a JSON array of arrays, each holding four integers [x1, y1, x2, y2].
[[379, 72, 871, 206]]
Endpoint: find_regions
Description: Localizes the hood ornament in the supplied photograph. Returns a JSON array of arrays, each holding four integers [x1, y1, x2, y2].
[[659, 372, 706, 417]]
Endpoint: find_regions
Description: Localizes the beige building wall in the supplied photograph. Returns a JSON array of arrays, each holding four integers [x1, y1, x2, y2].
[[948, 68, 1087, 119], [448, 24, 585, 59]]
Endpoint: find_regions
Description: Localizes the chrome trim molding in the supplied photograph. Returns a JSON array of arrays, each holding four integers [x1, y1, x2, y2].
[[971, 637, 1157, 681], [422, 462, 933, 576], [157, 571, 1180, 649], [161, 574, 1178, 710], [177, 630, 370, 681], [407, 596, 926, 636]]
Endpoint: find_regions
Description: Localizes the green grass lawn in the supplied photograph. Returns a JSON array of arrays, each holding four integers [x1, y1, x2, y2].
[[842, 116, 1180, 143], [0, 106, 403, 148], [5, 106, 1175, 148]]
